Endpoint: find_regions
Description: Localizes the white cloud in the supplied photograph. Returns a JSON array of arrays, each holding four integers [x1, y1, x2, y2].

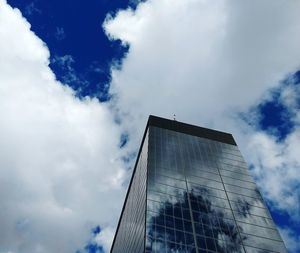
[[0, 1, 127, 252], [2, 0, 300, 251], [247, 129, 300, 221], [280, 79, 300, 123], [279, 227, 300, 253], [94, 227, 115, 253], [240, 77, 300, 223], [104, 0, 300, 250], [104, 0, 300, 135]]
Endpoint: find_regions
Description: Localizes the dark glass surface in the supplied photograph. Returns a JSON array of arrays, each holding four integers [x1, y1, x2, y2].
[[146, 126, 287, 253], [112, 120, 287, 253], [111, 132, 148, 253]]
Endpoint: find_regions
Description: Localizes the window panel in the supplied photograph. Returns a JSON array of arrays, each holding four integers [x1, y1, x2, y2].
[[234, 212, 275, 229], [187, 175, 224, 190], [237, 222, 282, 241], [227, 192, 265, 209], [231, 202, 271, 219], [224, 184, 261, 199], [220, 164, 250, 175], [186, 169, 221, 182], [220, 170, 254, 183], [222, 176, 257, 190], [241, 234, 287, 253], [189, 182, 227, 199], [244, 246, 277, 253]]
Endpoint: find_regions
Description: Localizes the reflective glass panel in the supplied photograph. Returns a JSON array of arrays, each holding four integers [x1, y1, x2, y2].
[[113, 122, 287, 253], [146, 126, 287, 253]]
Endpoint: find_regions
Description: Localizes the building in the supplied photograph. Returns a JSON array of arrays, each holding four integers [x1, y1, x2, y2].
[[110, 115, 287, 253]]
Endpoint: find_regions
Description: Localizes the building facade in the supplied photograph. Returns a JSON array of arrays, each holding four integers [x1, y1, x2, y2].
[[111, 115, 287, 253]]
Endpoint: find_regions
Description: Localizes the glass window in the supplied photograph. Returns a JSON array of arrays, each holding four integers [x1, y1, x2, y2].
[[227, 192, 265, 209], [241, 234, 287, 253], [224, 184, 261, 199], [222, 176, 257, 190], [237, 222, 282, 241], [220, 169, 254, 183], [187, 175, 225, 190], [234, 212, 275, 229]]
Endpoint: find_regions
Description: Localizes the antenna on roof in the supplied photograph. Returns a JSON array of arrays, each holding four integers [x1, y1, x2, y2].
[[173, 114, 176, 121]]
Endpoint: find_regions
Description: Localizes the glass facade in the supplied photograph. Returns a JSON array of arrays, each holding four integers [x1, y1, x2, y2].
[[111, 131, 148, 253], [111, 116, 287, 253]]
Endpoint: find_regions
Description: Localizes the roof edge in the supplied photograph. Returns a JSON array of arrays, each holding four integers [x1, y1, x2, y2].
[[147, 115, 236, 146]]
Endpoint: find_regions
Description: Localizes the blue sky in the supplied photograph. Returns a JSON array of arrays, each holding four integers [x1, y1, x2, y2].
[[7, 0, 131, 100], [1, 0, 300, 252]]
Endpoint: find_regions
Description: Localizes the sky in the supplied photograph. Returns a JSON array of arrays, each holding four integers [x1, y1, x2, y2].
[[0, 0, 300, 252]]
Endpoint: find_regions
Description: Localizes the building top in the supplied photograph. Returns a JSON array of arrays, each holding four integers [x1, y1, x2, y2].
[[147, 115, 237, 146]]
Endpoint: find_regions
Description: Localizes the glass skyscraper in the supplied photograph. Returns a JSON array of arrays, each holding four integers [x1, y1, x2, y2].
[[111, 115, 287, 253]]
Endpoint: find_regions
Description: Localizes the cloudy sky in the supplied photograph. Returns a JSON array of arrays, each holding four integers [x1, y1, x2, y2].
[[1, 0, 300, 252]]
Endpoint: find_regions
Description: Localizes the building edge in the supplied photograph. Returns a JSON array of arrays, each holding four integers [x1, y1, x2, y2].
[[110, 117, 149, 253]]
